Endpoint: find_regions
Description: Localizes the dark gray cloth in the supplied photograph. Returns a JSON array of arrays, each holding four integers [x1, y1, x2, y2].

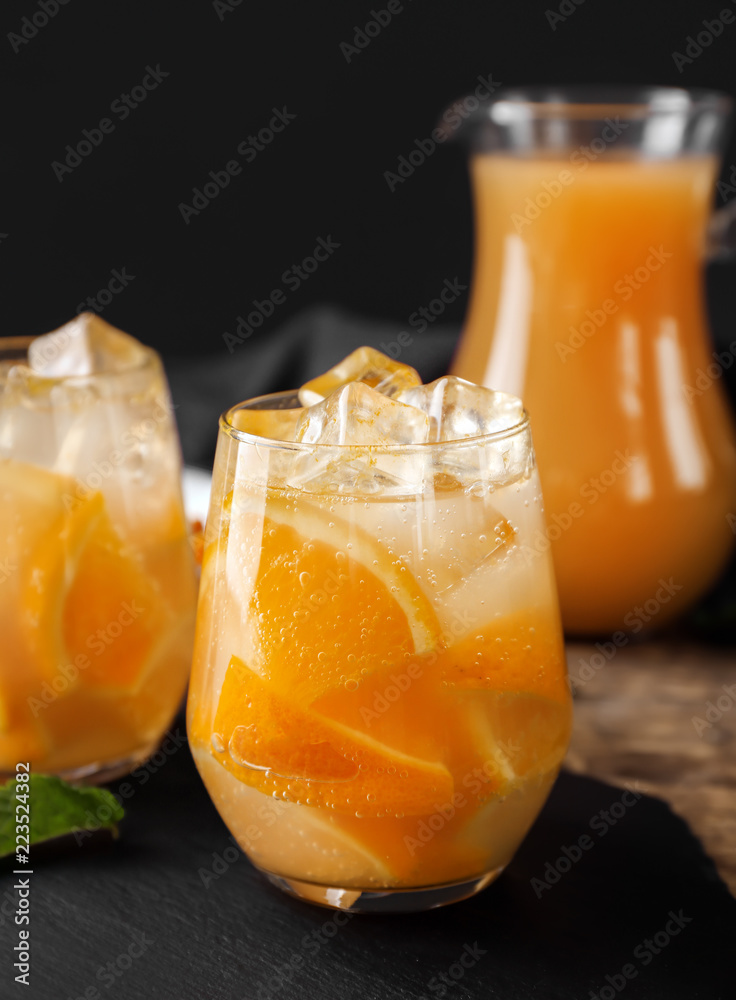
[[165, 306, 735, 636], [165, 304, 459, 469]]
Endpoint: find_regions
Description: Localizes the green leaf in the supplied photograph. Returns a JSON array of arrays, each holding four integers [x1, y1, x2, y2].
[[0, 774, 124, 857]]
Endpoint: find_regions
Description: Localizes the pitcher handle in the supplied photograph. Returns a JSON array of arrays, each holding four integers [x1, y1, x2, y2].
[[707, 200, 736, 260]]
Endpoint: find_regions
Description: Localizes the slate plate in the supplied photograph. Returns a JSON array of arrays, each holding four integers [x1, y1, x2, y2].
[[3, 719, 733, 1000]]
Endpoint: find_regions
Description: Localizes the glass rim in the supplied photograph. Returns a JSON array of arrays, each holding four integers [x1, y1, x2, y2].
[[220, 389, 531, 453], [455, 85, 732, 123], [0, 332, 159, 383]]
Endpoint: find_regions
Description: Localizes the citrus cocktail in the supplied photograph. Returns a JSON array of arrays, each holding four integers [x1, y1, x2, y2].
[[0, 316, 198, 780], [188, 349, 571, 911]]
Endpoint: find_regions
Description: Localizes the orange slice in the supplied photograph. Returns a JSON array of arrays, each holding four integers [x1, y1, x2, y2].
[[452, 771, 559, 874], [208, 655, 453, 818], [439, 613, 570, 798], [192, 745, 399, 887], [452, 690, 571, 795], [244, 491, 443, 702], [439, 610, 570, 704], [21, 488, 169, 693]]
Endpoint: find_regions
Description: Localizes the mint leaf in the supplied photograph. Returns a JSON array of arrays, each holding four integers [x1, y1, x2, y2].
[[0, 774, 124, 857]]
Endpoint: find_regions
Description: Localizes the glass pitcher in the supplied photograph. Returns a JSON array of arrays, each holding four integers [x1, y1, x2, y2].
[[449, 87, 736, 636]]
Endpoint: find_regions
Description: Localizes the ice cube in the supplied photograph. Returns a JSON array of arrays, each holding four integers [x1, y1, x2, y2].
[[230, 406, 302, 442], [298, 346, 421, 406], [399, 377, 525, 443], [408, 489, 517, 597], [0, 314, 180, 543], [295, 382, 429, 446], [288, 384, 429, 494], [286, 454, 420, 496], [28, 313, 150, 377], [429, 474, 556, 639]]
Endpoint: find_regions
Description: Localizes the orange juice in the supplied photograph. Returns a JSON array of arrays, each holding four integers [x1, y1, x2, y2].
[[188, 381, 572, 910], [453, 155, 736, 634], [0, 320, 198, 779]]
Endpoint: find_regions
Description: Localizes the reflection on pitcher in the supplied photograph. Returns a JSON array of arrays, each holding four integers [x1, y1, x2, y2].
[[448, 87, 736, 636]]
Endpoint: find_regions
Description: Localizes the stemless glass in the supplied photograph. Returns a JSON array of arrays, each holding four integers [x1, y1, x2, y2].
[[0, 319, 198, 781], [188, 389, 572, 913]]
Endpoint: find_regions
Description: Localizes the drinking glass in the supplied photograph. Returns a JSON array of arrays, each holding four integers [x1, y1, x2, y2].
[[0, 318, 198, 781], [449, 86, 736, 635], [188, 389, 572, 912]]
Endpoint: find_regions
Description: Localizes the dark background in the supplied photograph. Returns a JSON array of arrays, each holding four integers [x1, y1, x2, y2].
[[2, 12, 736, 999], [2, 0, 736, 361]]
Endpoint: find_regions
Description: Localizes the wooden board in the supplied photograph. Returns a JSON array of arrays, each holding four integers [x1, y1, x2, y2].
[[565, 638, 736, 895]]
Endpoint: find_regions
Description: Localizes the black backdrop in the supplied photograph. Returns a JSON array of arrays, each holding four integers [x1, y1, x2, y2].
[[2, 0, 736, 360]]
